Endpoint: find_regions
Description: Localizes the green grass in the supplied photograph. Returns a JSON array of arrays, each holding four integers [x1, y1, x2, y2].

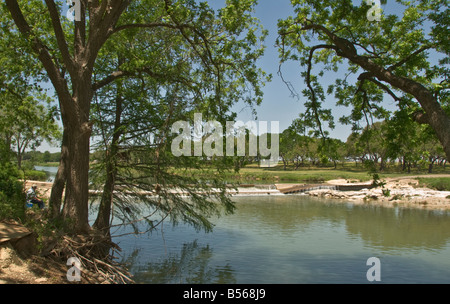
[[34, 162, 60, 167], [235, 162, 436, 183], [238, 167, 370, 183], [418, 178, 450, 191], [172, 161, 450, 184]]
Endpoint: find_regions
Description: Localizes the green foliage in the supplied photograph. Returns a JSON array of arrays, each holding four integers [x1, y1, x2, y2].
[[276, 0, 449, 153], [22, 169, 47, 181], [346, 117, 446, 173], [2, 0, 269, 234], [0, 92, 61, 168], [418, 178, 450, 191], [23, 150, 61, 164], [87, 0, 269, 233], [0, 148, 25, 220]]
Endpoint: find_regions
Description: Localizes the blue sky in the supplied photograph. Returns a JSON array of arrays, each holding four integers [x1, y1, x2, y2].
[[226, 0, 354, 140], [226, 0, 405, 141]]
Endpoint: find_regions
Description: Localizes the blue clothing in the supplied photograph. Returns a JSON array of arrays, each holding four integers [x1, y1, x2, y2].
[[26, 187, 44, 209]]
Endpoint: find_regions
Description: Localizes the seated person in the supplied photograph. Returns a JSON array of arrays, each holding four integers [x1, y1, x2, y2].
[[27, 184, 45, 209]]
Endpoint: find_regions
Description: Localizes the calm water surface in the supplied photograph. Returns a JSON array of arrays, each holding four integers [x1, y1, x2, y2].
[[110, 195, 450, 284]]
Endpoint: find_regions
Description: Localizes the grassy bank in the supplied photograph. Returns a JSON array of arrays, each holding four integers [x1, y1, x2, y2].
[[234, 162, 449, 184], [418, 178, 450, 191], [179, 162, 450, 184]]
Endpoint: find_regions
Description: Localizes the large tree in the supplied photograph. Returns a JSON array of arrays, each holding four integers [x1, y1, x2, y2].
[[2, 0, 268, 234], [277, 0, 449, 159]]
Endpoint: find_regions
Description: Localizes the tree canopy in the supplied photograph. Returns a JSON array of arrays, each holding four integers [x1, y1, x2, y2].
[[277, 0, 449, 159], [1, 0, 269, 234]]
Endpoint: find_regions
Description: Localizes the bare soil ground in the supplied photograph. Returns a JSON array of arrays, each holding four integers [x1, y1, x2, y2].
[[0, 242, 68, 284]]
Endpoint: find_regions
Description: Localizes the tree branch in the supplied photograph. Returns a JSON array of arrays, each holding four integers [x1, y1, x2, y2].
[[387, 44, 433, 72], [44, 0, 75, 76], [412, 111, 430, 124], [111, 22, 181, 35], [305, 44, 338, 138], [357, 72, 401, 101], [4, 0, 73, 111]]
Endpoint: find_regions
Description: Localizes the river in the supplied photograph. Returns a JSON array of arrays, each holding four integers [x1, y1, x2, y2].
[[36, 166, 450, 283], [110, 195, 450, 284]]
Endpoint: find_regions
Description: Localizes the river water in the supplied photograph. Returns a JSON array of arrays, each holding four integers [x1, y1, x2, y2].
[[110, 195, 450, 284], [35, 166, 450, 283]]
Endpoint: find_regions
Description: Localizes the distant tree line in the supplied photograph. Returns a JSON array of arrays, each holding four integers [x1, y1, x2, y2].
[[279, 117, 447, 173], [22, 150, 62, 164]]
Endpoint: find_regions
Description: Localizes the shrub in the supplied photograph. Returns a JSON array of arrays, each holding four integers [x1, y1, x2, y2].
[[23, 169, 48, 181], [0, 161, 26, 221]]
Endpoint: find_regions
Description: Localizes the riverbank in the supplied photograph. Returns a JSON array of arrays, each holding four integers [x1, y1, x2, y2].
[[304, 175, 450, 210], [24, 174, 450, 210]]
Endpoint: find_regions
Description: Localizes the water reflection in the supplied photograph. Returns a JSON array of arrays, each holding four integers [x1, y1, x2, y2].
[[121, 240, 236, 284], [344, 204, 450, 251], [112, 195, 450, 283], [34, 166, 58, 182], [229, 196, 450, 252]]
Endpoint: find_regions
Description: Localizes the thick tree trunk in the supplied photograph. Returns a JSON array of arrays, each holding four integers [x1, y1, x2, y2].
[[5, 0, 129, 235], [61, 122, 91, 234], [59, 74, 93, 234], [93, 159, 116, 233]]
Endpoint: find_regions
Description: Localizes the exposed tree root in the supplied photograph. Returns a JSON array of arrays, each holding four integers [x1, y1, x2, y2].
[[49, 231, 134, 284]]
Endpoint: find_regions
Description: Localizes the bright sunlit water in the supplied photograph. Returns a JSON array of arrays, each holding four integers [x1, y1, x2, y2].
[[109, 195, 450, 284]]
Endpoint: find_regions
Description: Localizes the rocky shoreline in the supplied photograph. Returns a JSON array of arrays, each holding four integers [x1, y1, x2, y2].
[[304, 177, 450, 210], [24, 176, 450, 211]]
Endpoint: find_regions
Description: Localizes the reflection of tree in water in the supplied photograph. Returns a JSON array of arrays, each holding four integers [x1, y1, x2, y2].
[[233, 196, 450, 251], [345, 205, 450, 250], [123, 240, 236, 284]]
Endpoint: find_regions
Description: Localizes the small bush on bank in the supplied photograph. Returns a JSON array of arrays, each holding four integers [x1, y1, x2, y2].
[[0, 162, 26, 221]]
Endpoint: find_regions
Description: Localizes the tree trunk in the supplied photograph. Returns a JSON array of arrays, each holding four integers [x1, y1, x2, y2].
[[49, 129, 68, 218], [4, 0, 129, 235], [379, 157, 385, 171], [60, 122, 91, 234], [93, 92, 123, 232], [428, 158, 435, 174], [60, 76, 93, 234]]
